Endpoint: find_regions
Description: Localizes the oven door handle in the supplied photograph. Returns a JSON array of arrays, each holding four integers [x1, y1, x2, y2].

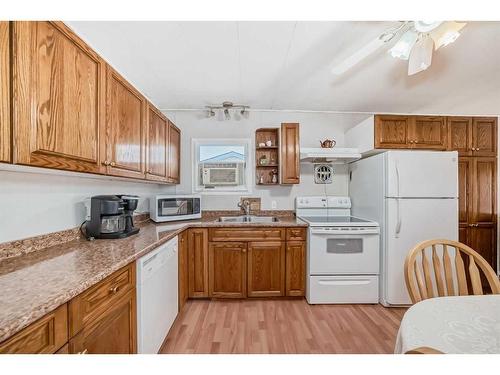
[[310, 228, 380, 235]]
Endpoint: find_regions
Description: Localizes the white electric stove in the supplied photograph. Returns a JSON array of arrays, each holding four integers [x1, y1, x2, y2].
[[296, 196, 380, 304]]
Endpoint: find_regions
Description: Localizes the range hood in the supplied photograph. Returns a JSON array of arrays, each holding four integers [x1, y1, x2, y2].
[[300, 147, 361, 164]]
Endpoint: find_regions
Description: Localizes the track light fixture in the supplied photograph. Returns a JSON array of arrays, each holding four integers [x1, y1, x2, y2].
[[205, 101, 250, 121]]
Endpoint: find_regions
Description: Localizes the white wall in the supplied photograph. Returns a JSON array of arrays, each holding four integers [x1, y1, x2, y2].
[[164, 110, 362, 211], [0, 169, 175, 243]]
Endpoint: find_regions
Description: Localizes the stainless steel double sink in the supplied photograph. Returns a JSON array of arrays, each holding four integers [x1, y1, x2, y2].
[[216, 215, 279, 223]]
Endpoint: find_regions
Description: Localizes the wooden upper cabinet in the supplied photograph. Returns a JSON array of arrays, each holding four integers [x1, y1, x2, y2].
[[208, 242, 247, 298], [247, 241, 285, 298], [188, 228, 209, 298], [374, 115, 410, 149], [0, 304, 68, 354], [280, 123, 300, 184], [12, 21, 105, 173], [0, 22, 10, 164], [103, 65, 146, 179], [448, 117, 473, 156], [285, 241, 305, 297], [472, 117, 497, 157], [167, 121, 180, 184], [145, 104, 168, 182], [410, 116, 447, 150]]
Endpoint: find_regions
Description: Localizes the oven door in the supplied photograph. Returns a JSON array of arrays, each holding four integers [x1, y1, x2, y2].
[[308, 227, 380, 275]]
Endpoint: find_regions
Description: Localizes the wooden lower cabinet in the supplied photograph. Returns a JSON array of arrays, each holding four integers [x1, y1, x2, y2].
[[188, 228, 209, 298], [209, 242, 247, 298], [247, 241, 285, 297], [69, 289, 136, 354], [285, 241, 306, 297], [0, 304, 68, 354]]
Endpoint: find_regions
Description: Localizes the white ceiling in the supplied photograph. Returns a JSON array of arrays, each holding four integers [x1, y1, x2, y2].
[[67, 21, 500, 115]]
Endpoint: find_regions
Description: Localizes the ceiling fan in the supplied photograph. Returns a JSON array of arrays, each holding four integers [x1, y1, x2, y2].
[[331, 21, 467, 76]]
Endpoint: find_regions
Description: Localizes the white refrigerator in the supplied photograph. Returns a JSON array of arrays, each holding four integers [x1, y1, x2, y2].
[[349, 151, 458, 306]]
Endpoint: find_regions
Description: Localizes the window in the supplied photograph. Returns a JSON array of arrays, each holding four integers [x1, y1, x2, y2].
[[192, 139, 252, 193]]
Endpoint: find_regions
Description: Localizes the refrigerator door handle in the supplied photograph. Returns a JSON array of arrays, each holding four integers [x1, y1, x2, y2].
[[395, 198, 402, 238], [395, 160, 400, 198]]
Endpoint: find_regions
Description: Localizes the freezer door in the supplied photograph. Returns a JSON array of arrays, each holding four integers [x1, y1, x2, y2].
[[386, 151, 458, 198], [383, 198, 458, 305]]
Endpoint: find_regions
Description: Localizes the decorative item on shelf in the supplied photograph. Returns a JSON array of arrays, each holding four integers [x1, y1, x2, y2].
[[259, 155, 269, 165], [319, 139, 336, 148], [265, 140, 273, 147], [258, 142, 266, 148], [258, 173, 264, 184], [270, 155, 276, 165], [271, 169, 278, 184]]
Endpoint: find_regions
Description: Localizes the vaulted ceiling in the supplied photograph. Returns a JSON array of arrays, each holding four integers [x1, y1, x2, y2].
[[67, 21, 500, 115]]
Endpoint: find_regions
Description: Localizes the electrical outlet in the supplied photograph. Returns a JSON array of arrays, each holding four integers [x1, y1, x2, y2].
[[271, 200, 277, 209]]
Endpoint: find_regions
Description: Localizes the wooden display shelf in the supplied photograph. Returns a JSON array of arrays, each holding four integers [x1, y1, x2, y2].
[[255, 128, 280, 185]]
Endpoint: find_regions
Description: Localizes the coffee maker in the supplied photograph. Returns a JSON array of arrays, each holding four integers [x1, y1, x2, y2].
[[83, 195, 140, 240]]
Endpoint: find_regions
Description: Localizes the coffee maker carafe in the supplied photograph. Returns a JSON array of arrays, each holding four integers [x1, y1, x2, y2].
[[83, 195, 140, 239]]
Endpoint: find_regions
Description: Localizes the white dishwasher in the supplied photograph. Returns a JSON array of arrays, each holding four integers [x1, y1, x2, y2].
[[136, 236, 178, 354]]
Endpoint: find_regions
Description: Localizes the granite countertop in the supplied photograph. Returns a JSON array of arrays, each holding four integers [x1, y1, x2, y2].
[[0, 215, 307, 343]]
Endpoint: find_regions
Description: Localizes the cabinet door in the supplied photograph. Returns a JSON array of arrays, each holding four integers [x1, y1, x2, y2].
[[188, 228, 209, 298], [0, 21, 10, 163], [178, 231, 189, 311], [447, 117, 472, 156], [104, 65, 146, 179], [410, 116, 447, 150], [280, 123, 300, 184], [12, 21, 105, 173], [247, 241, 285, 297], [145, 104, 168, 182], [69, 289, 137, 354], [209, 242, 247, 298], [285, 241, 305, 297], [0, 304, 68, 354], [472, 158, 496, 224], [458, 157, 472, 226], [167, 121, 180, 184], [470, 225, 497, 276], [472, 117, 497, 157], [374, 115, 410, 149]]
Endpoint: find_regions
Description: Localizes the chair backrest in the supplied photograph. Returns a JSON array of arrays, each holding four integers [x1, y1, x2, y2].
[[405, 239, 500, 303]]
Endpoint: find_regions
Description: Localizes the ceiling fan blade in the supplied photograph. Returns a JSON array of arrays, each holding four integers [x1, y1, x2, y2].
[[331, 36, 387, 75]]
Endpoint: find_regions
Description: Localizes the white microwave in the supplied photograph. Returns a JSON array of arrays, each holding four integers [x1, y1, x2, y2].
[[150, 195, 202, 222]]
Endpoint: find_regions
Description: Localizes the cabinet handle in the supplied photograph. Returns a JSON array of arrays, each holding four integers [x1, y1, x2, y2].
[[109, 286, 119, 294], [103, 160, 110, 166], [414, 140, 418, 144], [110, 161, 116, 167], [476, 148, 480, 151], [78, 349, 88, 354], [242, 249, 246, 253]]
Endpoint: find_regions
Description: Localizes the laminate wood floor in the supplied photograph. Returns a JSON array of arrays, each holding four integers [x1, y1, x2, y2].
[[160, 299, 407, 354]]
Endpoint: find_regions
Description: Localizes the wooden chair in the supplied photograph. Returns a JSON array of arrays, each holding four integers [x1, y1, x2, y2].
[[405, 239, 500, 303], [405, 346, 443, 354]]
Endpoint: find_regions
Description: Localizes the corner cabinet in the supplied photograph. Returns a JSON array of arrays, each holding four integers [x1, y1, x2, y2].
[[103, 65, 146, 179], [12, 21, 105, 173], [167, 121, 181, 184], [0, 21, 10, 163], [280, 123, 300, 184]]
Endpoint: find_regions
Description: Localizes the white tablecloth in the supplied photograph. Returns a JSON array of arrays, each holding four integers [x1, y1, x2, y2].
[[395, 295, 500, 354]]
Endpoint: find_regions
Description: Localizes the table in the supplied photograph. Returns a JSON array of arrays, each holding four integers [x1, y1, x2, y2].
[[395, 295, 500, 354]]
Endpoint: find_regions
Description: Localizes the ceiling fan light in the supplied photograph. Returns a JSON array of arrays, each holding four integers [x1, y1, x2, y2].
[[388, 30, 418, 60], [431, 21, 467, 50], [408, 36, 434, 76]]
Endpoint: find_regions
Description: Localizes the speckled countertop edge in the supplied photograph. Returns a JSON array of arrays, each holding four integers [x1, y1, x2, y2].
[[0, 214, 307, 343]]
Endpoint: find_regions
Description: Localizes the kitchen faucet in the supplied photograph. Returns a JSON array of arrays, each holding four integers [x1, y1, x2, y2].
[[238, 199, 251, 216]]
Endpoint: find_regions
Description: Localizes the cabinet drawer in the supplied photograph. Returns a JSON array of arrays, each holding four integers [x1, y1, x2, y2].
[[0, 304, 68, 354], [69, 263, 135, 336], [286, 227, 307, 241], [209, 228, 285, 242]]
